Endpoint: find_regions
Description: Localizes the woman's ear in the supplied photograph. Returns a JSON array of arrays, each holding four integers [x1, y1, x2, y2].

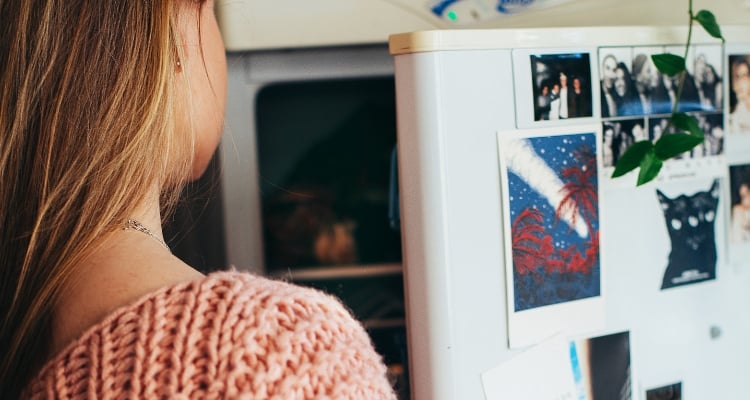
[[173, 2, 227, 181]]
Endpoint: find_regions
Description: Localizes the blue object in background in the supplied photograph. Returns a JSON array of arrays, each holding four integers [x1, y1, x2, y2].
[[430, 0, 461, 17], [569, 341, 586, 400], [497, 0, 537, 13]]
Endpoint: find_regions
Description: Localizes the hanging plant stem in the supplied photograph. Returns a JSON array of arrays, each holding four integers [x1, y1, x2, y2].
[[611, 0, 724, 186], [670, 0, 694, 118]]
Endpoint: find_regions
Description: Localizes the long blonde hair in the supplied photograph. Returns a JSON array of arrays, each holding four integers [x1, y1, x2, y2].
[[0, 0, 205, 395]]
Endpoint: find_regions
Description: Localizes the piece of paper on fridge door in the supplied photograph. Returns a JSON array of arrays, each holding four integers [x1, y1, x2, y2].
[[498, 124, 605, 349], [481, 336, 577, 400]]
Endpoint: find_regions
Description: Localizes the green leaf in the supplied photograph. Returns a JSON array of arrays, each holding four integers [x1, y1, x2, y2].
[[651, 53, 686, 77], [612, 140, 653, 178], [671, 112, 704, 138], [654, 133, 704, 160], [695, 10, 724, 41], [637, 150, 663, 186]]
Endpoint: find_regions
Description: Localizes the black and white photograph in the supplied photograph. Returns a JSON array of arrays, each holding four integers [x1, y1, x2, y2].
[[599, 45, 723, 118], [729, 164, 750, 244], [604, 113, 724, 169], [645, 382, 682, 400], [728, 54, 750, 134], [649, 113, 723, 159], [602, 118, 646, 168], [691, 45, 724, 112], [651, 113, 724, 160], [600, 47, 671, 118], [691, 113, 724, 158], [648, 116, 673, 142], [599, 45, 725, 188], [531, 53, 593, 121], [571, 331, 632, 400]]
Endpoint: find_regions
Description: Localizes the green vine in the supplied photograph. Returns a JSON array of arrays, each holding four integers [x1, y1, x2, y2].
[[611, 0, 725, 185]]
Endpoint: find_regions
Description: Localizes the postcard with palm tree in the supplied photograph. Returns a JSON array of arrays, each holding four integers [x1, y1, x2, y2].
[[499, 126, 605, 348]]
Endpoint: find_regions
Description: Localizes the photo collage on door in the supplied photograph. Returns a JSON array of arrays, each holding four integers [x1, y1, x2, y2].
[[497, 40, 734, 399], [598, 44, 725, 183]]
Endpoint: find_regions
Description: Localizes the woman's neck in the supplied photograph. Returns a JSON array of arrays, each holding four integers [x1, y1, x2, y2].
[[49, 190, 204, 356]]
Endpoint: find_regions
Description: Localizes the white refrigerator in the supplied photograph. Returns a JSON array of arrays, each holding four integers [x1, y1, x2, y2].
[[391, 25, 750, 399]]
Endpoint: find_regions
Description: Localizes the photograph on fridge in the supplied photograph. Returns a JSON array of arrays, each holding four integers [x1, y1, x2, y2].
[[655, 178, 721, 290], [530, 52, 593, 121], [728, 54, 750, 135], [571, 331, 632, 400], [724, 49, 750, 159], [601, 113, 724, 170], [727, 164, 750, 267], [599, 44, 722, 119], [645, 382, 682, 400], [729, 164, 750, 244], [598, 45, 725, 186], [601, 118, 647, 168], [498, 125, 605, 348], [512, 48, 598, 129]]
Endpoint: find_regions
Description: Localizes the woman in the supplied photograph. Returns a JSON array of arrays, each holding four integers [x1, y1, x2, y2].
[[732, 182, 750, 243], [613, 62, 644, 117], [730, 57, 750, 134], [536, 83, 552, 121], [0, 1, 395, 398], [602, 124, 615, 167], [548, 82, 561, 120], [600, 54, 618, 118]]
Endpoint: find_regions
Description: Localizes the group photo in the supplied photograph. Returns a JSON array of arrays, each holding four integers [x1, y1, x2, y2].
[[531, 53, 593, 121], [599, 45, 723, 118]]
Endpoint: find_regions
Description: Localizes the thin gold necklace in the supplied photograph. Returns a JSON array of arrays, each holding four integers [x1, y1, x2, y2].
[[124, 219, 170, 251]]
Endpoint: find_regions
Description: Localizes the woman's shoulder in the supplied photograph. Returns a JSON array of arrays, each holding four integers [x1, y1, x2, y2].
[[28, 271, 396, 399]]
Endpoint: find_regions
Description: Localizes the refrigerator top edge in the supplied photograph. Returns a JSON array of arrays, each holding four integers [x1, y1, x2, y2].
[[389, 25, 750, 55]]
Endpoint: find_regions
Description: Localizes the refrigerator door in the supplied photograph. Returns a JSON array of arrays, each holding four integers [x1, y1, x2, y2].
[[391, 26, 750, 400]]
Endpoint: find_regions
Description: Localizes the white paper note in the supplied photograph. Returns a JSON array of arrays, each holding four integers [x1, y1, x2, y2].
[[482, 337, 578, 400]]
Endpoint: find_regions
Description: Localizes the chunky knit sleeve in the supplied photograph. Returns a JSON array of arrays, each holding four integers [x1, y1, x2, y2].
[[23, 271, 397, 399], [214, 273, 397, 399]]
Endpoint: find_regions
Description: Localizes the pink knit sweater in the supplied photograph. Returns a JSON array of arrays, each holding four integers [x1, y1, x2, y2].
[[24, 271, 397, 399]]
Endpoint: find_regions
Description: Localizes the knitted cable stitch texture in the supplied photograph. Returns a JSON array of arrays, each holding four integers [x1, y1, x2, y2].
[[23, 271, 397, 399]]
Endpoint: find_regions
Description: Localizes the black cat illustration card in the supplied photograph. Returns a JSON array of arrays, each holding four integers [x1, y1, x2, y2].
[[655, 179, 721, 290], [498, 125, 605, 349]]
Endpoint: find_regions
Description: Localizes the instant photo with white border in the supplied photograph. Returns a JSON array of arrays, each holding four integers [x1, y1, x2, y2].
[[513, 48, 598, 129], [498, 123, 605, 348]]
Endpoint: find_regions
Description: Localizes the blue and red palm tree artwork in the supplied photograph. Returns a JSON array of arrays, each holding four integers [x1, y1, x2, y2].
[[504, 132, 600, 312]]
